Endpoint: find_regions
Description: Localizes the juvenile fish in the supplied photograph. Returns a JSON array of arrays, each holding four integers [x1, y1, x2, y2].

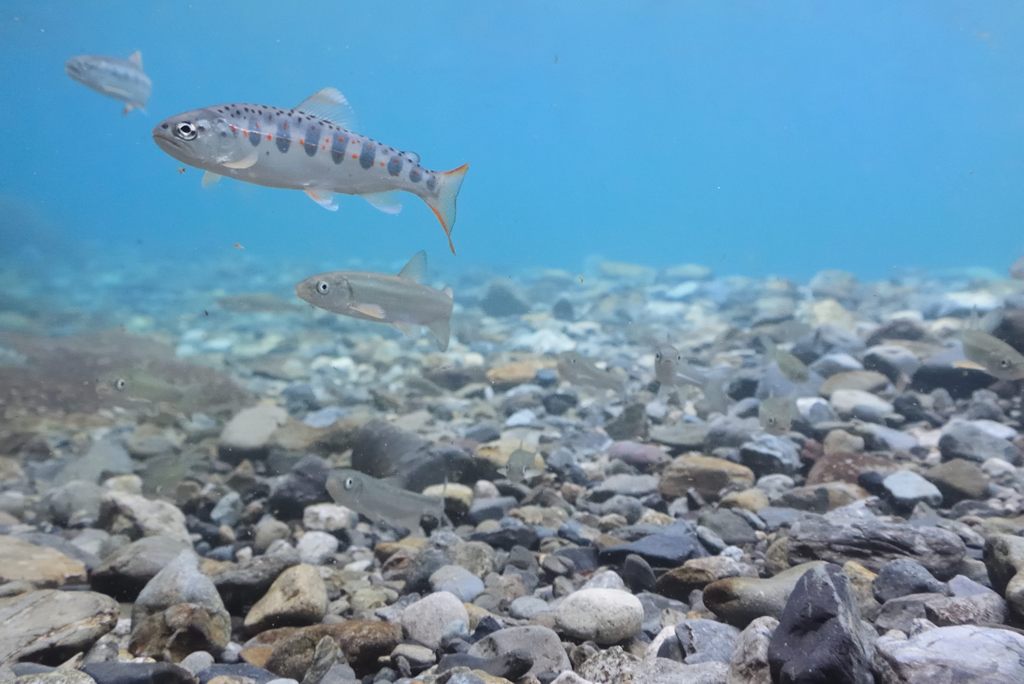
[[654, 344, 707, 389], [759, 396, 798, 434], [326, 469, 444, 535], [961, 330, 1024, 381], [759, 336, 810, 383], [557, 351, 623, 392], [295, 251, 454, 350], [153, 87, 468, 253], [95, 369, 187, 406], [500, 447, 541, 483], [66, 51, 151, 114]]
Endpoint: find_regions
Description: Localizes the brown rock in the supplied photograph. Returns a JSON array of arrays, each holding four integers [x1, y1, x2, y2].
[[0, 536, 86, 588], [0, 589, 118, 663], [924, 458, 988, 504], [658, 454, 755, 501], [243, 620, 401, 675], [806, 451, 893, 486], [243, 564, 327, 634], [655, 556, 758, 600], [486, 358, 551, 390]]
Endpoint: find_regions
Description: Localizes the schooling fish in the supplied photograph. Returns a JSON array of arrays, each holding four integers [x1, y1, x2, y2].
[[557, 351, 624, 392], [961, 330, 1024, 381], [65, 51, 151, 114], [653, 343, 708, 389], [759, 396, 798, 435], [295, 251, 454, 350], [326, 469, 444, 535], [152, 87, 469, 253], [758, 336, 810, 383], [500, 446, 542, 483]]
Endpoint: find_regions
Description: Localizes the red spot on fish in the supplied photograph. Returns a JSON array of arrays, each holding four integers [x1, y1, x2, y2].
[[229, 124, 237, 134], [351, 153, 358, 159], [266, 134, 272, 141], [379, 161, 385, 167], [299, 138, 304, 145]]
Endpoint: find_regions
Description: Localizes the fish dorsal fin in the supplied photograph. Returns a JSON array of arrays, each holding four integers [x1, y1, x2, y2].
[[363, 191, 403, 215], [295, 87, 357, 130], [398, 251, 427, 282], [202, 171, 222, 187], [442, 286, 453, 300], [128, 50, 142, 68]]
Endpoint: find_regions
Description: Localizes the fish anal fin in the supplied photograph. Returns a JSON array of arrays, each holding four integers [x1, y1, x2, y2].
[[397, 251, 427, 282], [128, 50, 143, 68], [392, 321, 415, 336], [295, 87, 357, 129], [363, 191, 403, 215], [423, 163, 469, 255], [350, 302, 386, 320], [223, 152, 258, 169], [427, 316, 451, 352], [202, 171, 222, 188], [304, 188, 339, 211]]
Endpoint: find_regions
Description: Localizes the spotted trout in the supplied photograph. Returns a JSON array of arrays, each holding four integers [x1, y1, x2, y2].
[[295, 250, 454, 350], [152, 87, 468, 253], [65, 51, 151, 114]]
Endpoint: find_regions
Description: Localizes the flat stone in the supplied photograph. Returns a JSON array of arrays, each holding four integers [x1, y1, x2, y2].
[[829, 389, 894, 418], [876, 625, 1024, 682], [0, 589, 118, 664], [739, 435, 801, 477], [219, 404, 289, 462], [923, 459, 988, 504], [675, 618, 740, 664], [399, 591, 469, 650], [429, 565, 485, 602], [820, 370, 890, 397], [0, 536, 86, 589], [658, 454, 754, 501], [468, 626, 571, 678], [90, 535, 193, 601], [655, 555, 758, 600], [81, 662, 196, 684], [99, 490, 190, 543], [939, 422, 1021, 464], [881, 470, 942, 511]]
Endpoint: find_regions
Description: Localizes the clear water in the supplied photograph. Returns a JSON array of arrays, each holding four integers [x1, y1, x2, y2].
[[3, 2, 1023, 280]]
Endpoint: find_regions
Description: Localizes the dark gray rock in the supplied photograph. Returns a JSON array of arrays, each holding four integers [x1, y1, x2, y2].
[[467, 625, 569, 678], [0, 589, 118, 665], [873, 559, 945, 603], [211, 546, 299, 613], [675, 618, 740, 664], [767, 564, 873, 684], [881, 470, 942, 512], [82, 662, 197, 684], [875, 624, 1024, 682], [938, 422, 1021, 464], [787, 515, 966, 579], [600, 528, 706, 568], [267, 455, 331, 519], [604, 404, 648, 441], [91, 536, 192, 601], [697, 508, 757, 546], [739, 434, 801, 476], [480, 283, 530, 317]]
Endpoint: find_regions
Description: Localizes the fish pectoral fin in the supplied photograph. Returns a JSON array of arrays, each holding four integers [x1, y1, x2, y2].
[[392, 321, 416, 336], [304, 188, 339, 211], [362, 191, 403, 215], [350, 302, 387, 320], [397, 250, 427, 282], [427, 316, 452, 352], [201, 171, 222, 188], [223, 152, 258, 169], [128, 50, 143, 68], [295, 87, 357, 129]]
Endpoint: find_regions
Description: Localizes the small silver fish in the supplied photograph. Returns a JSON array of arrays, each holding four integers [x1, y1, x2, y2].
[[653, 344, 708, 391], [500, 447, 541, 483], [326, 469, 444, 535], [152, 87, 468, 253], [295, 251, 454, 350], [961, 330, 1024, 381], [557, 351, 623, 392], [760, 336, 810, 383], [1012, 256, 1024, 281], [759, 396, 798, 434], [66, 51, 151, 114]]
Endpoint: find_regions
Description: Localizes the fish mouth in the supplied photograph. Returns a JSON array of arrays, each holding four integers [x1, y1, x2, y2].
[[152, 127, 189, 159]]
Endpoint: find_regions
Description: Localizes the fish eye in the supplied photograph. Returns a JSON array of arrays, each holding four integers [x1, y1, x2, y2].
[[114, 378, 127, 391], [767, 416, 777, 425], [1000, 359, 1010, 369], [316, 280, 330, 295], [344, 477, 354, 490], [174, 122, 197, 140], [655, 352, 662, 361]]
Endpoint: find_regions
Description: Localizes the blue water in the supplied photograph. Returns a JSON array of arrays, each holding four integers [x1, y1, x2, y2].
[[2, 2, 1023, 280]]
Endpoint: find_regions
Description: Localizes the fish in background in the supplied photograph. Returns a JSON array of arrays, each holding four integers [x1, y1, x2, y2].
[[1011, 256, 1024, 281], [557, 351, 624, 392], [65, 51, 151, 114], [152, 87, 469, 254], [499, 446, 543, 483], [326, 468, 445, 535], [961, 329, 1024, 381], [295, 251, 454, 350], [759, 396, 798, 434]]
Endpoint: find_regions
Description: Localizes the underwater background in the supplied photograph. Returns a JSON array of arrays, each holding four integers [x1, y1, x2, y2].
[[3, 1, 1023, 280]]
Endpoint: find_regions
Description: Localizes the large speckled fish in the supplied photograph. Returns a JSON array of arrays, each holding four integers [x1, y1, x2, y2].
[[152, 87, 469, 253], [295, 251, 454, 350], [65, 51, 151, 114]]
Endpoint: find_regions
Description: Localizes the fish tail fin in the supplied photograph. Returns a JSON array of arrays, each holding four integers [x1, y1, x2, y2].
[[423, 163, 469, 255], [427, 316, 451, 352]]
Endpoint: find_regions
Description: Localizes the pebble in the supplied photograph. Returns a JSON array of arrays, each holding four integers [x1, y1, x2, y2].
[[295, 531, 338, 565], [429, 565, 485, 602], [554, 588, 643, 645], [243, 564, 327, 633], [399, 591, 469, 650]]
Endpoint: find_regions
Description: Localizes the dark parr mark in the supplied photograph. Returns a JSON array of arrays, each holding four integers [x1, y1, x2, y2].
[[426, 174, 437, 192], [275, 121, 290, 153], [359, 142, 376, 169], [304, 125, 320, 157], [331, 134, 348, 164], [387, 156, 403, 177], [248, 118, 261, 146], [409, 167, 422, 183]]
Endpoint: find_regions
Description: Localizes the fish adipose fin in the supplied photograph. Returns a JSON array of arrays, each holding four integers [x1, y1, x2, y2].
[[423, 163, 469, 255], [363, 191, 403, 215], [128, 50, 143, 68], [295, 87, 357, 130], [397, 250, 427, 282], [202, 171, 222, 188], [305, 188, 338, 211]]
